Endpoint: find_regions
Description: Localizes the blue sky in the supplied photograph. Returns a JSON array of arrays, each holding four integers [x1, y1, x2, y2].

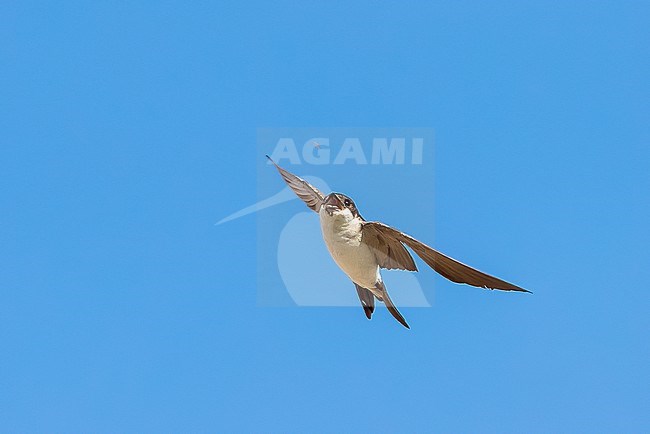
[[1, 1, 649, 432]]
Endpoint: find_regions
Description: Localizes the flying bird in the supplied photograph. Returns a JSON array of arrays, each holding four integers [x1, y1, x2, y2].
[[267, 156, 530, 329]]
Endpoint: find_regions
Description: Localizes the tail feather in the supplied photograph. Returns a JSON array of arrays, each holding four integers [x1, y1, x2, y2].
[[376, 281, 410, 329], [354, 284, 375, 320]]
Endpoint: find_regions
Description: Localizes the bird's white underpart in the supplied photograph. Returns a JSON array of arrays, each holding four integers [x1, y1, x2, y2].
[[319, 204, 381, 291]]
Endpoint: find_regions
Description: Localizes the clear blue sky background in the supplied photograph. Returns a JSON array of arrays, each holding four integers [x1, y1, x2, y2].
[[1, 1, 649, 432]]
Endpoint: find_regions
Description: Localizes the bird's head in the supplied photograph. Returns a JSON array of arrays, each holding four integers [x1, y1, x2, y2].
[[321, 193, 361, 219]]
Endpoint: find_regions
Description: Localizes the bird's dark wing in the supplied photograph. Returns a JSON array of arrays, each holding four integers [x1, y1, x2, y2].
[[362, 221, 530, 293], [362, 223, 417, 271], [354, 284, 375, 320], [266, 156, 325, 212]]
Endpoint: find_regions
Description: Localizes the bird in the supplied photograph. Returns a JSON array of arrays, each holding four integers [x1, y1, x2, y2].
[[267, 156, 530, 329]]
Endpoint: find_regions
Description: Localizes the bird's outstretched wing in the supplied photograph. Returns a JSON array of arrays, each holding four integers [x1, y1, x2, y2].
[[363, 221, 530, 293], [266, 156, 325, 212], [362, 224, 417, 271]]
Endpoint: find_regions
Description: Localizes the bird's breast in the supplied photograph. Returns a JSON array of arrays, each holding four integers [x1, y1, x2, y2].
[[319, 208, 380, 288]]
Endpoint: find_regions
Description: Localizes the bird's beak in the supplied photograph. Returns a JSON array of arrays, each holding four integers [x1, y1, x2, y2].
[[323, 194, 344, 215]]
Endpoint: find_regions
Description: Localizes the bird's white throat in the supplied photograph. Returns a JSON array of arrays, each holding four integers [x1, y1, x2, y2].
[[319, 206, 362, 244]]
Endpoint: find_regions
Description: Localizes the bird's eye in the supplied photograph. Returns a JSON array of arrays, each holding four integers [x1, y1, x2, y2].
[[344, 199, 351, 206]]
